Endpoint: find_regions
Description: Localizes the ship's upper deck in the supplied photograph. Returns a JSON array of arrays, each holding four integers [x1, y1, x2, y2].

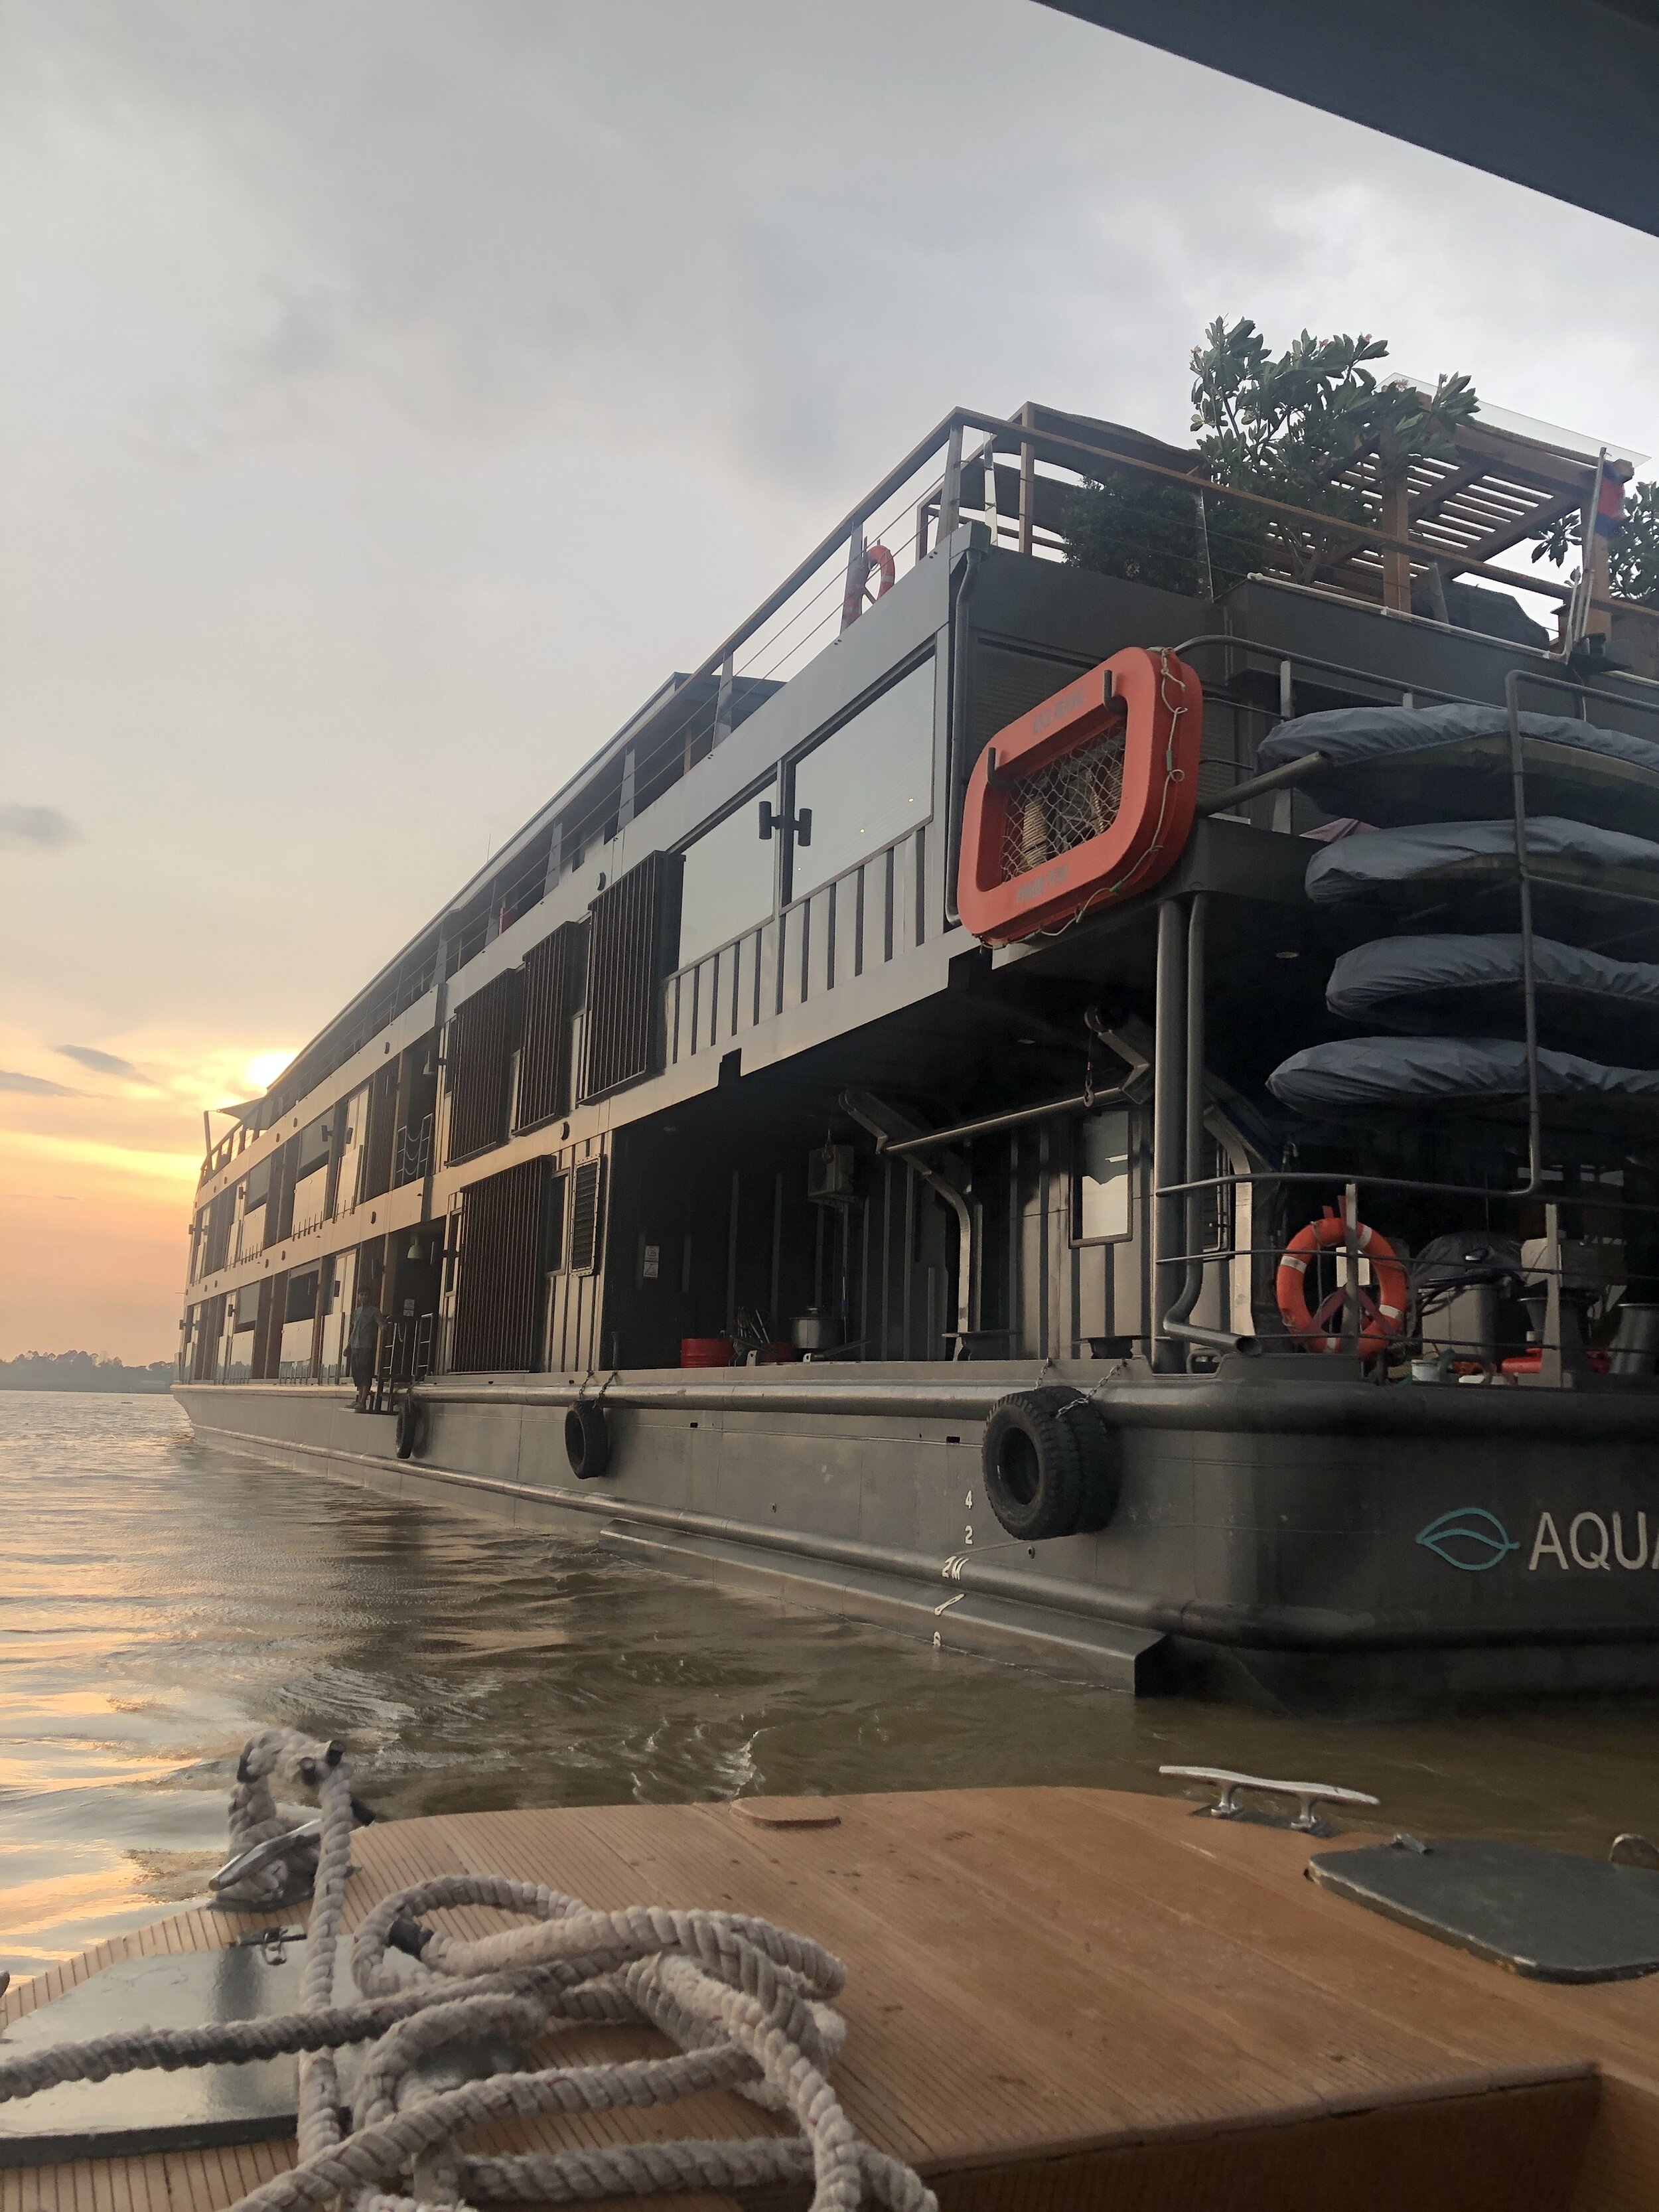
[[194, 396, 1659, 1209]]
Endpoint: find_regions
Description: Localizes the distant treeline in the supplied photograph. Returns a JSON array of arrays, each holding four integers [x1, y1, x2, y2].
[[0, 1351, 174, 1393]]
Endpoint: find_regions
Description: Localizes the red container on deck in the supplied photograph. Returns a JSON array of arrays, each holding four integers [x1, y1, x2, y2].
[[1501, 1347, 1611, 1376], [680, 1337, 733, 1368]]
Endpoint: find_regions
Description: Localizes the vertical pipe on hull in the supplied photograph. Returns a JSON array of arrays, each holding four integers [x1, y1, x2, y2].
[[1151, 897, 1188, 1374], [1165, 893, 1209, 1342]]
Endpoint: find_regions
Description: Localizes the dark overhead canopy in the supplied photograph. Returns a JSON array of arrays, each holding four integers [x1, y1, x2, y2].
[[1038, 0, 1659, 239]]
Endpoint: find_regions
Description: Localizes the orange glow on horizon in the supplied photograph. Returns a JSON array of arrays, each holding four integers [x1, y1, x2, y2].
[[0, 1025, 300, 1363]]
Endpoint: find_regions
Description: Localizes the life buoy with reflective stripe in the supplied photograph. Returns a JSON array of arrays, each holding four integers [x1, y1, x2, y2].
[[842, 542, 897, 626], [1276, 1211, 1408, 1359]]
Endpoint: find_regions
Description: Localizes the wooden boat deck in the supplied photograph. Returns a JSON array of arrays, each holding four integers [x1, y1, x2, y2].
[[5, 1786, 1659, 2211]]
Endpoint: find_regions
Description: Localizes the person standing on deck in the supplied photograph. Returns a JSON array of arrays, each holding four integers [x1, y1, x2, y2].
[[348, 1288, 387, 1412]]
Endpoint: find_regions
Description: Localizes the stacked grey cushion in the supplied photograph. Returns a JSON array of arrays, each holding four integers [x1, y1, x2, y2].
[[1258, 701, 1659, 833]]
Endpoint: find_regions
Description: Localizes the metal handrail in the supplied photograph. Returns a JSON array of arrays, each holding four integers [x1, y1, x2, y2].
[[205, 392, 1659, 1167]]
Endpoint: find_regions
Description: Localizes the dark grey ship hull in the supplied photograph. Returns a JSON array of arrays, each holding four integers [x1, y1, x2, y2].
[[176, 1366, 1659, 1716]]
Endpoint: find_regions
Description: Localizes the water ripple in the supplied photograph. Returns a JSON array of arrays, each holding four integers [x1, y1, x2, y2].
[[5, 1394, 1659, 1978]]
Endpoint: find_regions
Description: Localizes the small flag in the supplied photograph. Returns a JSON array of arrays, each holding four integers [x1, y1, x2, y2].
[[1595, 466, 1632, 538]]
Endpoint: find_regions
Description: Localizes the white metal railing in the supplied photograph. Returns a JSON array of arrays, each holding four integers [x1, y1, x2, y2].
[[662, 821, 930, 1070]]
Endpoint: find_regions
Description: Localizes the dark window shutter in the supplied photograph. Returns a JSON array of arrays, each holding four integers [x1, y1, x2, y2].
[[253, 1273, 285, 1378], [568, 1158, 605, 1273], [514, 922, 586, 1132], [192, 1293, 225, 1381], [269, 1138, 299, 1241], [361, 1062, 399, 1201], [449, 1156, 549, 1373], [545, 1173, 568, 1272], [579, 852, 683, 1101], [445, 968, 520, 1164], [204, 1189, 235, 1275]]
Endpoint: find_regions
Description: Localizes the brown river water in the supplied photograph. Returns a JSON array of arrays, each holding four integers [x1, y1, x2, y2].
[[7, 1390, 1659, 1981]]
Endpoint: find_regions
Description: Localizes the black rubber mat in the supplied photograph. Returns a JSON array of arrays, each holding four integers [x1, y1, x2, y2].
[[0, 1937, 304, 2164], [1309, 1837, 1659, 1982]]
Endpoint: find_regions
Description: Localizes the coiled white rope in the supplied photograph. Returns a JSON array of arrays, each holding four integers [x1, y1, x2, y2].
[[0, 1731, 934, 2212]]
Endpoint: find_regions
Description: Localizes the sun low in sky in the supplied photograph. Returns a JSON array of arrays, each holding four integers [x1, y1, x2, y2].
[[0, 1029, 295, 1361], [241, 1051, 295, 1098], [2, 0, 1656, 1363]]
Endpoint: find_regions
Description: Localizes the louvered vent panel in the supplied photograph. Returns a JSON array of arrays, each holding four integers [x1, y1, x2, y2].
[[568, 1158, 605, 1274], [360, 1061, 399, 1201], [268, 1138, 300, 1242], [968, 641, 1096, 759], [253, 1273, 285, 1379], [445, 969, 518, 1165], [204, 1189, 235, 1275], [450, 1156, 548, 1373], [192, 1293, 226, 1381], [514, 922, 585, 1132], [580, 853, 683, 1101]]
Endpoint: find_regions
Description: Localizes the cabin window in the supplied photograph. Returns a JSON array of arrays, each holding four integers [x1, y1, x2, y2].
[[677, 780, 778, 968], [225, 1284, 260, 1382], [788, 658, 934, 902], [1073, 1110, 1132, 1242], [290, 1161, 332, 1239], [277, 1265, 321, 1380], [317, 1253, 356, 1380], [334, 1083, 369, 1215], [295, 1114, 332, 1178]]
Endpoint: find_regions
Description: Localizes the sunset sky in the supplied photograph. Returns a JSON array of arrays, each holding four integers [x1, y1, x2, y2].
[[3, 0, 1658, 1362]]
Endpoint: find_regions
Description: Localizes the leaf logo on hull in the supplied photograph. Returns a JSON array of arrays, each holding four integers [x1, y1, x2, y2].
[[1415, 1507, 1519, 1573]]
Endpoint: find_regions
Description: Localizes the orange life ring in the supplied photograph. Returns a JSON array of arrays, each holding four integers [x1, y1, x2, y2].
[[842, 542, 897, 626], [1275, 1211, 1408, 1359]]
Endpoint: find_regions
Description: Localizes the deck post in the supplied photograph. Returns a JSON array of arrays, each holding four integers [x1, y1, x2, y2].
[[1017, 406, 1035, 556], [1569, 448, 1612, 646], [711, 653, 735, 749], [1192, 490, 1214, 601], [1540, 1201, 1564, 1386], [421, 921, 451, 1234], [940, 420, 964, 540], [618, 745, 637, 830], [840, 520, 869, 635], [1341, 1181, 1362, 1361], [1381, 479, 1411, 612], [1151, 897, 1188, 1373]]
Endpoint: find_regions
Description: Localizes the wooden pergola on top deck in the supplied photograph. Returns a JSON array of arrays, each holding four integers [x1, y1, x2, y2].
[[938, 396, 1652, 644]]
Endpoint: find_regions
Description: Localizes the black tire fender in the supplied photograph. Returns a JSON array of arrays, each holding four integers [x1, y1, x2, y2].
[[395, 1396, 428, 1461], [1056, 1395, 1121, 1532], [981, 1388, 1118, 1541], [565, 1400, 612, 1480]]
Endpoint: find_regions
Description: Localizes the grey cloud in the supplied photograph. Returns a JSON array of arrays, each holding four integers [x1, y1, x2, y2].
[[0, 805, 80, 852], [1, 0, 1654, 1070], [58, 1045, 142, 1080], [0, 1070, 79, 1096], [21, 0, 1612, 490]]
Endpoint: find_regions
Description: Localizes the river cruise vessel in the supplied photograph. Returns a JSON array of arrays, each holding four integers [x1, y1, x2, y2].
[[175, 398, 1659, 1713]]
